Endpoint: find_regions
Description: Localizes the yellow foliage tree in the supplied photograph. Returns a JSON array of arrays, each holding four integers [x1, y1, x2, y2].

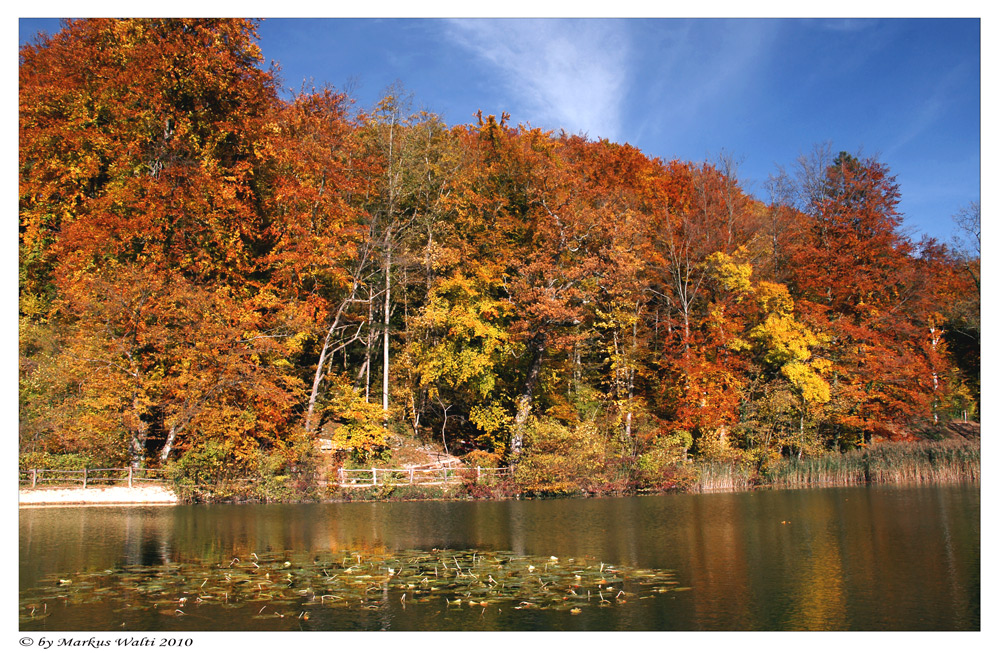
[[406, 272, 511, 452], [706, 251, 830, 459]]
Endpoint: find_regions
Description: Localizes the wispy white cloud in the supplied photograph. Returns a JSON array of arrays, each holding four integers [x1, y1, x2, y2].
[[887, 62, 974, 157], [443, 19, 632, 141], [629, 20, 779, 150]]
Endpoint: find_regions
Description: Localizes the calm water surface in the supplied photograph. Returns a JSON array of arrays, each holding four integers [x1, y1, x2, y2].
[[19, 484, 979, 630]]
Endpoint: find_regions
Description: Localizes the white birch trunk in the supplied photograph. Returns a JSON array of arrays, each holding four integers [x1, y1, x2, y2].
[[159, 424, 178, 464], [382, 237, 392, 426]]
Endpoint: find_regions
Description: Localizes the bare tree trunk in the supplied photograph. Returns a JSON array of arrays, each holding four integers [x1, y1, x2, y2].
[[409, 388, 424, 437], [437, 395, 451, 455], [306, 329, 335, 434], [624, 317, 638, 447], [716, 151, 743, 251], [930, 325, 941, 424], [354, 356, 369, 390], [510, 332, 546, 458], [576, 345, 583, 395], [798, 412, 805, 460], [305, 280, 362, 433], [130, 395, 148, 470], [682, 304, 691, 353], [363, 288, 376, 401], [159, 424, 178, 464], [382, 235, 392, 427]]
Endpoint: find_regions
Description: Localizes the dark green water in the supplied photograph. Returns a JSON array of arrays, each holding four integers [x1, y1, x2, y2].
[[19, 484, 979, 631]]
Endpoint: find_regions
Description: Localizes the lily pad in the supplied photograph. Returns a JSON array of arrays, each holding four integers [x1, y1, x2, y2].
[[21, 547, 688, 624]]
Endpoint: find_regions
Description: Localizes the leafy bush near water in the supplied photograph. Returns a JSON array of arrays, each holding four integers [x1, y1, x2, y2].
[[513, 419, 614, 495], [510, 418, 697, 496], [19, 451, 104, 471], [325, 483, 465, 502], [165, 440, 320, 503]]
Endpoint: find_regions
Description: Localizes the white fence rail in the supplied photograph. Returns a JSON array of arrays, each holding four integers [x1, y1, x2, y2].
[[19, 467, 168, 489], [337, 465, 512, 487], [19, 465, 513, 490]]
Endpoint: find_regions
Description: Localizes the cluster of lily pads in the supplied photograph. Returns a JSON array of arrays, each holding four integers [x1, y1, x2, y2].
[[21, 548, 691, 624]]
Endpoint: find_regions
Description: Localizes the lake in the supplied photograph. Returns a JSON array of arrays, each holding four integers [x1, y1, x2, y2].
[[19, 484, 979, 631]]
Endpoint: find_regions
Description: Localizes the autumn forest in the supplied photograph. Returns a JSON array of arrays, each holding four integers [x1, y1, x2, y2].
[[19, 19, 981, 492]]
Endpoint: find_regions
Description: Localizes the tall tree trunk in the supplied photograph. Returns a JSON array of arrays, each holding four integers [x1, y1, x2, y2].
[[306, 328, 334, 434], [510, 332, 547, 458], [382, 237, 392, 427], [682, 305, 691, 354], [798, 412, 805, 460], [305, 280, 361, 434], [362, 288, 376, 401], [159, 424, 178, 464], [624, 317, 638, 448], [409, 388, 424, 437], [930, 325, 941, 424], [437, 395, 451, 455], [129, 395, 148, 470], [575, 343, 582, 396]]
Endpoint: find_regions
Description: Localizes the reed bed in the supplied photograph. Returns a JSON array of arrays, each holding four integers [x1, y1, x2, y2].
[[862, 439, 980, 485], [765, 450, 868, 488], [768, 439, 980, 489], [690, 439, 979, 492], [692, 460, 757, 493]]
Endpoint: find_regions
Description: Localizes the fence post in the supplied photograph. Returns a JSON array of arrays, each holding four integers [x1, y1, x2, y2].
[[83, 467, 88, 489], [477, 466, 481, 483], [128, 466, 133, 488], [32, 469, 37, 488], [409, 468, 414, 485], [372, 467, 377, 486]]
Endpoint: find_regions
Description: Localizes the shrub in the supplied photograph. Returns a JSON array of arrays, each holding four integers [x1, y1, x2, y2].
[[164, 441, 320, 503], [636, 430, 693, 489], [463, 449, 504, 468], [19, 451, 104, 470], [514, 418, 610, 495]]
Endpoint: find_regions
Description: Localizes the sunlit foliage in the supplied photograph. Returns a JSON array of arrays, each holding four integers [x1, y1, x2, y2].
[[20, 20, 978, 478]]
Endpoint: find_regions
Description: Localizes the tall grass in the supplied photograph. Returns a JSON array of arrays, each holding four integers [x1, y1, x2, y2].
[[692, 460, 756, 493], [861, 439, 980, 485], [765, 449, 868, 488], [768, 439, 980, 489], [691, 439, 979, 492]]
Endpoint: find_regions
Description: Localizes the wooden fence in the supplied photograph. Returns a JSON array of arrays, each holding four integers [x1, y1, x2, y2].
[[20, 465, 513, 490], [19, 467, 168, 489], [337, 465, 513, 487]]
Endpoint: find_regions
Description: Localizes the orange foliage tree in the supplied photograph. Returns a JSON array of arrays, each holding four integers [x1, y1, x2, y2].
[[20, 20, 977, 475]]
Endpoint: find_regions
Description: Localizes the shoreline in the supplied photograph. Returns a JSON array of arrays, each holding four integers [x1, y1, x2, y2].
[[18, 485, 179, 506], [18, 477, 980, 507], [19, 438, 980, 506]]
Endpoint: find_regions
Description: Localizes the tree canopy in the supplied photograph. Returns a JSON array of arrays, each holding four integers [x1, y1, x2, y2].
[[20, 19, 979, 476]]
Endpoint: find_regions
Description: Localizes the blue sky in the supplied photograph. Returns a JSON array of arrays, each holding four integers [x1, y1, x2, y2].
[[19, 17, 981, 245]]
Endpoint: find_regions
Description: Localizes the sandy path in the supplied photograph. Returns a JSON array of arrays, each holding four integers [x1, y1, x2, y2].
[[19, 485, 179, 506]]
